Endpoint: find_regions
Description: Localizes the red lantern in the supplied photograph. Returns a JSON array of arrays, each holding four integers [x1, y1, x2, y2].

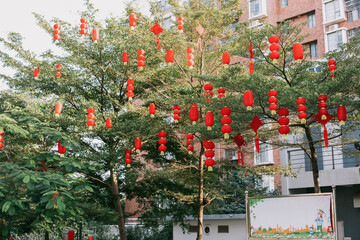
[[89, 237, 93, 240], [203, 140, 215, 171], [318, 94, 328, 120], [58, 140, 66, 157], [269, 35, 280, 63], [126, 79, 134, 100], [150, 23, 164, 50], [137, 49, 145, 70], [92, 29, 99, 43], [149, 104, 155, 118], [233, 134, 247, 166], [125, 149, 132, 167], [249, 59, 254, 74], [218, 88, 225, 98], [68, 231, 75, 240], [87, 108, 95, 129], [249, 114, 264, 153], [187, 48, 195, 69], [34, 68, 40, 79], [268, 90, 278, 115], [296, 97, 307, 124], [220, 107, 232, 139], [106, 118, 112, 129], [53, 24, 61, 42], [122, 52, 129, 65], [244, 90, 253, 111], [328, 59, 337, 78], [158, 131, 167, 155], [173, 105, 181, 123], [190, 103, 199, 125], [337, 105, 346, 126], [278, 108, 290, 139], [80, 18, 88, 36], [204, 84, 213, 102], [135, 138, 141, 153], [178, 16, 184, 33], [55, 102, 63, 116], [223, 52, 230, 66], [205, 112, 214, 130], [166, 49, 174, 65], [293, 43, 303, 61], [129, 14, 137, 29], [0, 131, 4, 150], [186, 134, 194, 154]]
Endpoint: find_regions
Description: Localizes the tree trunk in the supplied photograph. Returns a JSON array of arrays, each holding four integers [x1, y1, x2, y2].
[[197, 153, 204, 240], [45, 231, 49, 240], [110, 168, 127, 240], [304, 125, 321, 193]]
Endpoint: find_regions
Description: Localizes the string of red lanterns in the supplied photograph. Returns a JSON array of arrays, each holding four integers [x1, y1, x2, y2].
[[80, 18, 88, 36], [203, 140, 215, 171], [178, 16, 184, 33], [204, 83, 213, 103], [158, 131, 167, 155], [129, 14, 137, 30], [173, 105, 181, 123], [328, 59, 337, 78], [187, 48, 195, 69], [87, 107, 95, 130], [186, 134, 194, 154], [0, 130, 4, 150], [55, 64, 62, 78], [53, 24, 61, 42], [125, 149, 132, 167], [126, 79, 134, 100], [296, 97, 307, 124], [268, 90, 278, 115], [269, 35, 280, 63], [278, 108, 290, 139], [218, 88, 225, 98], [220, 107, 232, 139], [137, 49, 145, 70]]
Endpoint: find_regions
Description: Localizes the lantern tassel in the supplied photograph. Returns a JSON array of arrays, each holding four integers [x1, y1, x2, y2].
[[197, 36, 202, 51], [323, 124, 329, 148], [127, 164, 131, 168], [208, 166, 213, 171], [340, 121, 345, 126], [156, 35, 161, 50], [255, 133, 260, 153], [238, 149, 244, 166], [249, 60, 254, 74]]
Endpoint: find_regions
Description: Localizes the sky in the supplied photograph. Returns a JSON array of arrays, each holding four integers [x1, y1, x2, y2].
[[0, 0, 150, 90]]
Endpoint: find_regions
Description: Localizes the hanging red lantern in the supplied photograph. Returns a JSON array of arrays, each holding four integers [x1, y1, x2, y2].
[[318, 94, 328, 120], [80, 18, 88, 36], [296, 97, 307, 124], [125, 149, 132, 167], [186, 134, 194, 154], [328, 59, 337, 78], [53, 24, 61, 42], [293, 43, 303, 61], [204, 84, 213, 102], [249, 59, 254, 74], [68, 231, 75, 240], [129, 14, 137, 29], [87, 107, 95, 130], [190, 103, 199, 125], [158, 131, 167, 155], [106, 118, 112, 129], [269, 35, 280, 63], [173, 105, 181, 123], [134, 138, 141, 153], [126, 79, 134, 100], [89, 237, 93, 240], [54, 102, 63, 117], [205, 112, 214, 130], [137, 49, 145, 70], [220, 107, 232, 139], [222, 52, 230, 67], [34, 68, 40, 79], [58, 140, 66, 157], [278, 108, 290, 139], [337, 105, 346, 126], [268, 90, 278, 115], [244, 90, 253, 111], [149, 104, 155, 118], [187, 48, 195, 69], [122, 52, 129, 65], [232, 133, 247, 166], [249, 114, 264, 153], [203, 140, 215, 171], [166, 49, 174, 65], [0, 131, 4, 150], [178, 16, 184, 33], [92, 29, 99, 43], [218, 88, 225, 98], [55, 64, 62, 78], [150, 23, 164, 50]]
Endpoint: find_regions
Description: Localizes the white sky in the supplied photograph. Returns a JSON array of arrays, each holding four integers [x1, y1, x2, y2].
[[0, 0, 150, 90]]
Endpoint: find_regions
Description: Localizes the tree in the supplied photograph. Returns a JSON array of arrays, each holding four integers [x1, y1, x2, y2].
[[219, 21, 360, 193]]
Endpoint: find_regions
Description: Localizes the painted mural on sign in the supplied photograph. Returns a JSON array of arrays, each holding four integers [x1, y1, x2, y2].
[[248, 194, 335, 239]]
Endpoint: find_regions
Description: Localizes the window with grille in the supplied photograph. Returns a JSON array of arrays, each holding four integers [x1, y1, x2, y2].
[[308, 13, 316, 28], [250, 0, 262, 18], [254, 143, 274, 165], [325, 0, 341, 22], [218, 225, 229, 233], [225, 149, 237, 160], [309, 41, 318, 58], [258, 175, 275, 191], [327, 30, 344, 51]]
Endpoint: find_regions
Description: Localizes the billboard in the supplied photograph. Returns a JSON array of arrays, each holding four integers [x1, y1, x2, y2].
[[247, 193, 335, 239]]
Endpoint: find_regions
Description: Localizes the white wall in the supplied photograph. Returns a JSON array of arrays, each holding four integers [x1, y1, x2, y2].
[[173, 219, 246, 240]]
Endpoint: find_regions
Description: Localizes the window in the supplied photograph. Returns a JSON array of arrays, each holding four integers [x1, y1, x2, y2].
[[254, 143, 273, 165], [348, 9, 360, 22], [308, 13, 316, 28], [189, 226, 197, 233], [348, 27, 360, 39], [327, 30, 344, 51], [225, 149, 237, 160], [308, 66, 321, 72], [324, 0, 341, 23], [249, 0, 266, 19], [163, 17, 172, 30], [218, 225, 229, 233], [309, 41, 318, 58], [280, 0, 288, 8], [258, 175, 275, 191]]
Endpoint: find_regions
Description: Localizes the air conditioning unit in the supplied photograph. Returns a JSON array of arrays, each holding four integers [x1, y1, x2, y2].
[[329, 24, 339, 31]]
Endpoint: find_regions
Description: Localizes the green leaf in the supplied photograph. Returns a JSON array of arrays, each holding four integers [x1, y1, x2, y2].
[[43, 190, 56, 196], [30, 160, 35, 165], [0, 192, 4, 197], [23, 175, 30, 183], [45, 200, 54, 210], [65, 165, 73, 172], [2, 201, 11, 212], [46, 155, 53, 162], [8, 206, 15, 216], [43, 180, 50, 186], [85, 186, 93, 192], [57, 198, 66, 212]]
